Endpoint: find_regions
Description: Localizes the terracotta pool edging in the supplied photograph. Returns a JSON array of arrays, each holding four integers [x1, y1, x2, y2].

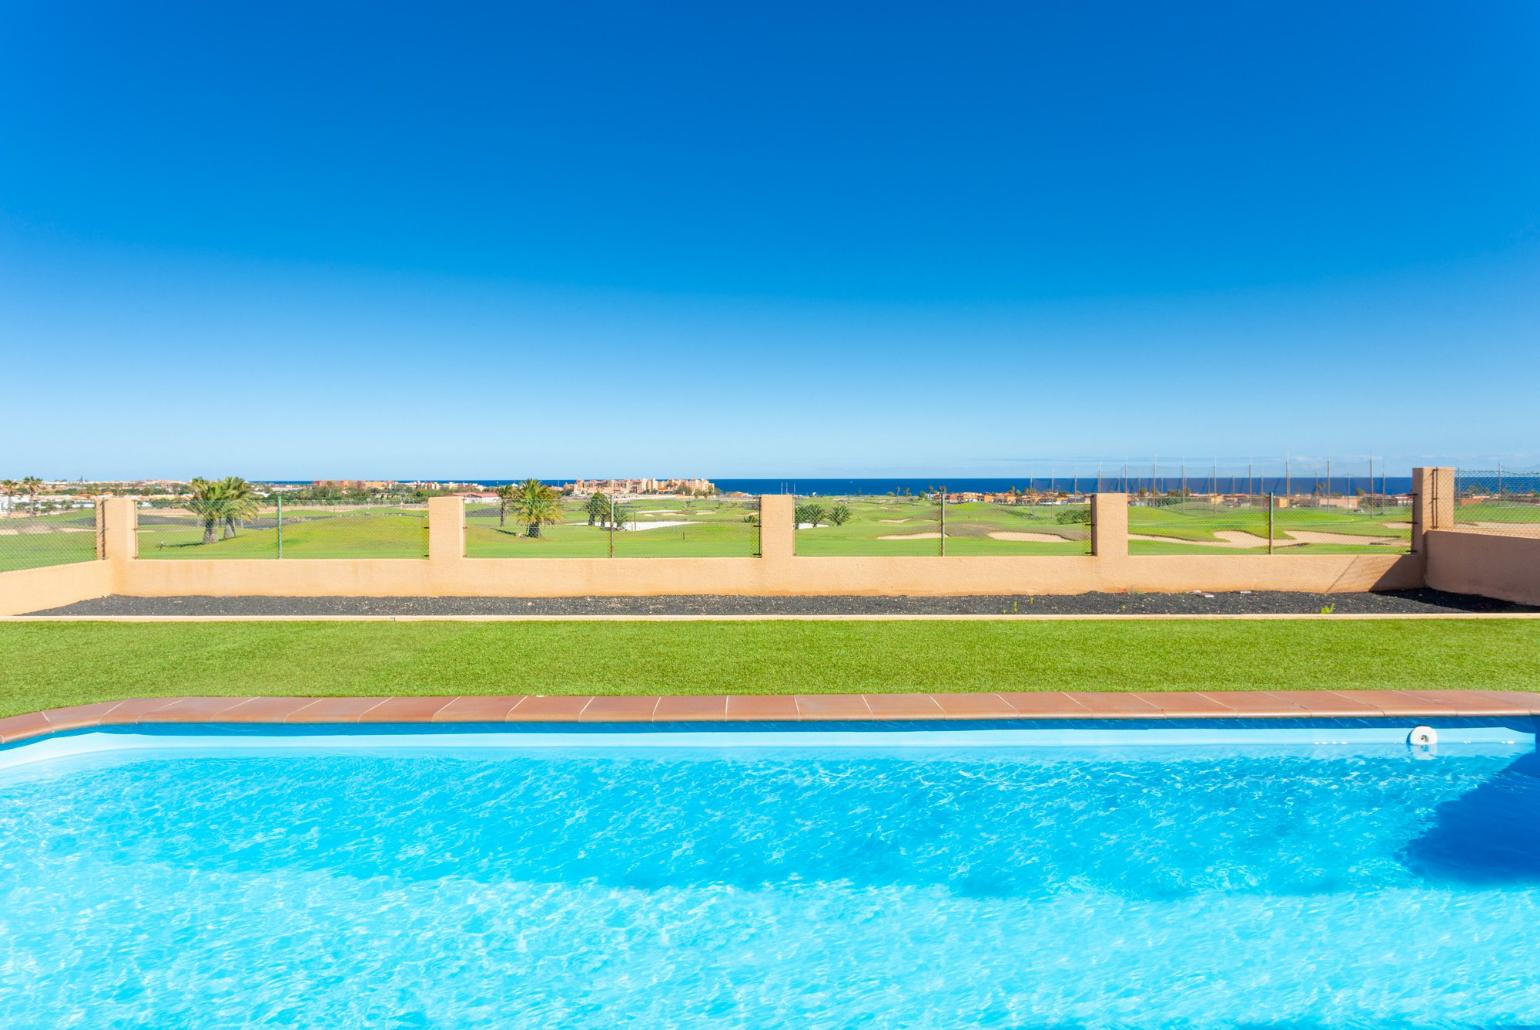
[[7, 612, 1540, 622], [3, 690, 1539, 745]]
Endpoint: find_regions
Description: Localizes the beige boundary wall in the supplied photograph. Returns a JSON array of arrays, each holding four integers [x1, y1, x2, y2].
[[1425, 530, 1540, 606], [0, 490, 1440, 612], [9, 468, 1536, 609]]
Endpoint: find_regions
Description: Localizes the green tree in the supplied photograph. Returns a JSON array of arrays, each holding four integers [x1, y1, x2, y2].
[[0, 480, 14, 518], [511, 478, 562, 538], [827, 502, 851, 526], [794, 502, 827, 528], [215, 476, 258, 539], [495, 484, 518, 528], [186, 478, 231, 545], [20, 476, 43, 516], [586, 492, 611, 527]]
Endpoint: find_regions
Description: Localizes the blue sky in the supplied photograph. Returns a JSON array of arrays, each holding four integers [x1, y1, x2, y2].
[[3, 1, 1538, 479]]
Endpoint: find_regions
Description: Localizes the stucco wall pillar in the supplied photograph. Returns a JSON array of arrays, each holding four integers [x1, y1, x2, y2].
[[1411, 467, 1454, 554], [759, 495, 795, 562], [428, 495, 465, 562], [1091, 493, 1128, 559], [101, 496, 138, 562]]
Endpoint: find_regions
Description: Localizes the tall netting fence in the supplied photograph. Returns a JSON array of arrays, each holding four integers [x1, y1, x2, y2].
[[138, 496, 428, 559], [1455, 470, 1540, 537], [467, 488, 760, 557], [941, 491, 1090, 555], [1122, 461, 1410, 554], [0, 501, 100, 572], [794, 492, 941, 556]]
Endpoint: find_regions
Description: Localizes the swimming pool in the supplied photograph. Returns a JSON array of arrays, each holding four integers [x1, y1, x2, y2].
[[3, 719, 1539, 1026]]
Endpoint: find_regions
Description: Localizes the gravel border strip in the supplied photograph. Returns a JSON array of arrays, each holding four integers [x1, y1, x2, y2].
[[25, 589, 1538, 618]]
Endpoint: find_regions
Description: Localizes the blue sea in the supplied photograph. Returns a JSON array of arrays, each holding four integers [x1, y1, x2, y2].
[[391, 475, 1427, 495]]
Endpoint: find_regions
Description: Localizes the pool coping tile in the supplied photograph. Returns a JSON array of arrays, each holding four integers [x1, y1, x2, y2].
[[655, 696, 730, 721], [932, 693, 1019, 718], [508, 695, 593, 721], [996, 693, 1092, 718], [0, 711, 51, 743], [862, 694, 945, 719], [1063, 692, 1163, 717], [288, 697, 391, 723], [725, 695, 800, 721], [1196, 692, 1312, 716], [795, 695, 873, 720], [2, 691, 1537, 744], [1133, 692, 1237, 717], [432, 696, 524, 722], [131, 697, 255, 723], [357, 697, 454, 723], [219, 697, 324, 723], [580, 696, 661, 722]]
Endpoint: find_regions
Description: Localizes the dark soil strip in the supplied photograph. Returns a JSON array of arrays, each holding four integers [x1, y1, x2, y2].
[[26, 589, 1538, 617]]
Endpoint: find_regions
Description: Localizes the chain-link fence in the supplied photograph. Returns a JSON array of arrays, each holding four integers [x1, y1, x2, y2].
[[466, 491, 761, 557], [137, 498, 428, 559], [0, 503, 100, 572], [1111, 459, 1411, 554], [1126, 492, 1409, 554], [1454, 470, 1540, 536], [793, 492, 940, 556]]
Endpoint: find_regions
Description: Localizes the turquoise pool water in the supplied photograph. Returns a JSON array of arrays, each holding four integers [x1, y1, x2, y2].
[[2, 724, 1539, 1026]]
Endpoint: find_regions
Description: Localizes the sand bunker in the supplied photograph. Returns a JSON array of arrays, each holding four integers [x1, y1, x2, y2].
[[618, 520, 691, 532], [1130, 531, 1282, 549], [1130, 529, 1402, 548], [879, 531, 941, 540], [639, 509, 682, 515], [878, 519, 910, 524], [1282, 530, 1400, 546], [987, 531, 1074, 543], [0, 526, 91, 535]]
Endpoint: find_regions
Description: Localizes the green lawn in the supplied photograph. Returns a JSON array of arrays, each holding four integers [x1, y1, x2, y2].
[[1126, 501, 1412, 554], [0, 511, 98, 572], [795, 497, 1090, 556], [466, 498, 760, 558], [137, 506, 429, 559], [1, 619, 1534, 717]]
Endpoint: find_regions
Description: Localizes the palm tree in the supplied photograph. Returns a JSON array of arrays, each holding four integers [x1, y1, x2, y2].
[[585, 491, 610, 527], [20, 476, 43, 516], [216, 476, 259, 539], [495, 484, 518, 528], [0, 480, 14, 518], [794, 502, 826, 528], [185, 477, 260, 545], [511, 478, 562, 538], [187, 478, 225, 544]]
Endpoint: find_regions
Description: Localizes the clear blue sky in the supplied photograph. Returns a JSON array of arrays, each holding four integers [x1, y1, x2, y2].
[[3, 2, 1537, 479]]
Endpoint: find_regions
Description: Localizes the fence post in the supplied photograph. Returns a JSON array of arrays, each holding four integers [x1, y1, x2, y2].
[[1090, 493, 1128, 559], [938, 487, 946, 557], [759, 495, 795, 562], [427, 495, 464, 562]]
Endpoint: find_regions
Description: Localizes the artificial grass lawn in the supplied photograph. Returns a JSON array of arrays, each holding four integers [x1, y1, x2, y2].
[[1, 618, 1535, 718]]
